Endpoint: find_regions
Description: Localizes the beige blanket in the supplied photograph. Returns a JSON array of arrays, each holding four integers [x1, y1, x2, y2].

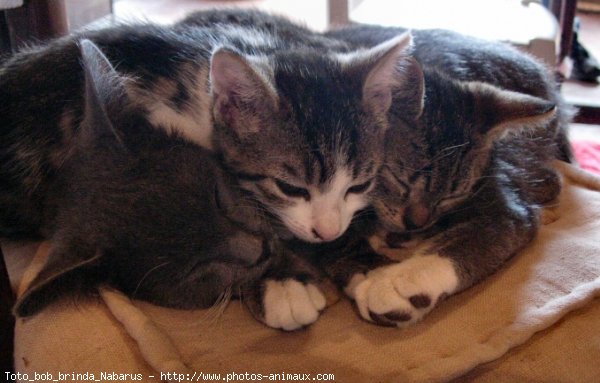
[[7, 161, 600, 382]]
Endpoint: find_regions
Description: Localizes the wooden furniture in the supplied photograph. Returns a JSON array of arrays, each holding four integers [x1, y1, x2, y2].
[[0, 0, 68, 54], [0, 0, 112, 54]]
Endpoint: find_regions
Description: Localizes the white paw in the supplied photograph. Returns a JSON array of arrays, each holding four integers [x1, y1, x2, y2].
[[346, 254, 459, 327], [263, 279, 326, 331]]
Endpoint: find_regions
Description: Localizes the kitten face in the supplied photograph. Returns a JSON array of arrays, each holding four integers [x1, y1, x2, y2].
[[210, 34, 413, 243], [372, 70, 557, 233], [374, 117, 484, 232]]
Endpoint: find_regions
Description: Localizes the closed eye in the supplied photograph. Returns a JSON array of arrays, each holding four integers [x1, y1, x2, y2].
[[274, 179, 310, 200], [346, 179, 373, 197]]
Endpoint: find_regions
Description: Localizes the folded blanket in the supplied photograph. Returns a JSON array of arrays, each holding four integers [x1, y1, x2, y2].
[[8, 161, 600, 382]]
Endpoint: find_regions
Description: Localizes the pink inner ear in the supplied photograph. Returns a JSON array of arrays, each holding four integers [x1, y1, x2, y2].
[[213, 95, 240, 127], [361, 34, 413, 116], [210, 50, 266, 134], [210, 52, 247, 99], [364, 86, 392, 115]]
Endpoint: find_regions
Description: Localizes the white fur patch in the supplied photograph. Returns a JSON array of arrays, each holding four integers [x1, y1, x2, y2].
[[128, 68, 214, 149], [263, 279, 326, 331], [348, 254, 459, 327], [278, 167, 369, 243], [148, 102, 213, 148]]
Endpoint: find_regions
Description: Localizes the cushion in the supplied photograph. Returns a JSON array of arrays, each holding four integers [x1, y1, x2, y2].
[[6, 161, 600, 382]]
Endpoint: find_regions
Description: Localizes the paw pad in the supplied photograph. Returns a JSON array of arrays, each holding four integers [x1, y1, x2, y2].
[[263, 279, 326, 331], [409, 294, 431, 309], [349, 255, 459, 328]]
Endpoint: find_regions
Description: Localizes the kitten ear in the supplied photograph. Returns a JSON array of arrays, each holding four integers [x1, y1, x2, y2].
[[79, 39, 125, 147], [472, 83, 556, 138], [13, 245, 103, 317], [210, 48, 278, 136], [390, 57, 425, 121], [356, 32, 421, 118]]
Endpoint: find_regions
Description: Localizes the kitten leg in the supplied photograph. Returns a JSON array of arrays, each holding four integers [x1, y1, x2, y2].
[[322, 241, 457, 327], [262, 279, 326, 331], [316, 234, 441, 326], [317, 229, 456, 327], [241, 245, 327, 331], [350, 182, 541, 327], [347, 254, 458, 327]]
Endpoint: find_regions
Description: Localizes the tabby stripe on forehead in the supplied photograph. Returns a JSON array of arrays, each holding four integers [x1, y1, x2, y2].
[[389, 168, 410, 192], [304, 151, 328, 184], [422, 165, 433, 192], [347, 129, 359, 164], [315, 151, 329, 184]]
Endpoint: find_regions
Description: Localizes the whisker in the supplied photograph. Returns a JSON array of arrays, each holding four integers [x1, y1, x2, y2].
[[132, 261, 172, 299]]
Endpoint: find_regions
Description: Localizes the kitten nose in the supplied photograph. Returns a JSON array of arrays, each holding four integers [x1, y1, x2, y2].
[[404, 205, 430, 230], [311, 225, 341, 242]]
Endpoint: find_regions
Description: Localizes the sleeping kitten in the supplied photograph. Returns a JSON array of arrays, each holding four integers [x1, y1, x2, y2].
[[14, 40, 334, 329], [173, 11, 571, 327], [5, 20, 416, 330], [318, 26, 572, 326], [14, 39, 274, 317], [326, 26, 573, 163], [1, 20, 408, 245]]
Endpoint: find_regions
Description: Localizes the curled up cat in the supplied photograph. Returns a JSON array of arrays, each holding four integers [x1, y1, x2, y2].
[[4, 20, 417, 330], [184, 10, 574, 328], [317, 25, 573, 327], [178, 11, 573, 328], [6, 9, 572, 331]]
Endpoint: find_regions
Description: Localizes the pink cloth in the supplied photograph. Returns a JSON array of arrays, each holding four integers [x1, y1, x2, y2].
[[572, 141, 600, 175]]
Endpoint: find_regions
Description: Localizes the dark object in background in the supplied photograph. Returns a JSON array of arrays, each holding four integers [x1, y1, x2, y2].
[[570, 28, 600, 83]]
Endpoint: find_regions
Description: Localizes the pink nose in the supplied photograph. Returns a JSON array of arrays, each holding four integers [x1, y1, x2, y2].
[[311, 225, 341, 242]]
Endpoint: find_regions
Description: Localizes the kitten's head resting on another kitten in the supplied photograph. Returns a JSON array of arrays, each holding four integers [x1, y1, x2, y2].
[[209, 32, 414, 243], [372, 64, 557, 233]]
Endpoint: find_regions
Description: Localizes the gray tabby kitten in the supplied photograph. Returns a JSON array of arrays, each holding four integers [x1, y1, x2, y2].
[[14, 40, 274, 316], [0, 20, 407, 244], [182, 10, 572, 328], [171, 11, 571, 326], [4, 19, 416, 330], [319, 25, 572, 326]]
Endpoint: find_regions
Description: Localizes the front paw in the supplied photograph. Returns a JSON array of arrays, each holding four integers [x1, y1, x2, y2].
[[345, 254, 458, 327], [263, 279, 326, 331]]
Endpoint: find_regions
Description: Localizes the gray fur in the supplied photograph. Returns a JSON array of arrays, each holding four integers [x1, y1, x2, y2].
[[14, 40, 273, 316], [321, 25, 572, 326], [6, 14, 411, 324]]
